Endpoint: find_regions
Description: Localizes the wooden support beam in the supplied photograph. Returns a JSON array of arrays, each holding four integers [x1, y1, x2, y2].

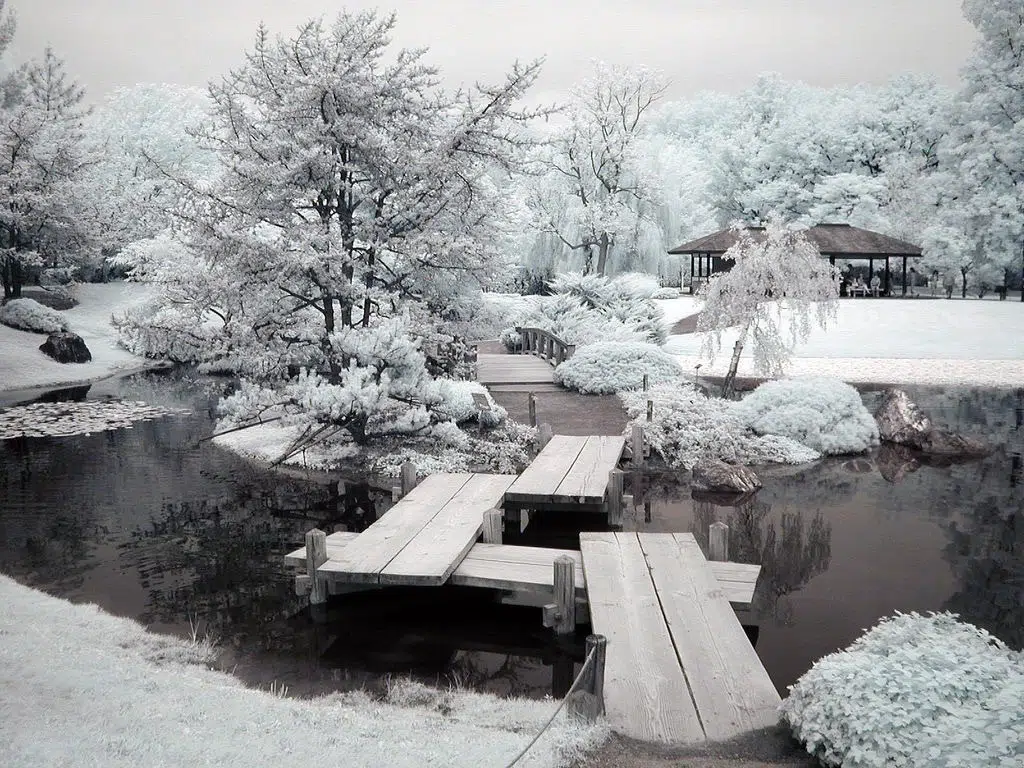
[[543, 555, 576, 635], [606, 468, 624, 527], [709, 521, 729, 562], [646, 399, 654, 422], [630, 424, 644, 467], [538, 423, 553, 447], [481, 508, 503, 545], [569, 633, 607, 722], [305, 528, 328, 606], [400, 461, 418, 497], [528, 392, 538, 427]]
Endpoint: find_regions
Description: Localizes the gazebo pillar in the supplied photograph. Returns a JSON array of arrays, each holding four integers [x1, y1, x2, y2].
[[690, 254, 695, 294], [885, 256, 891, 296], [902, 256, 908, 296]]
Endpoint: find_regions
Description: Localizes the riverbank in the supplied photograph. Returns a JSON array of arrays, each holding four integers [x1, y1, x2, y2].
[[0, 573, 606, 768], [0, 283, 151, 393]]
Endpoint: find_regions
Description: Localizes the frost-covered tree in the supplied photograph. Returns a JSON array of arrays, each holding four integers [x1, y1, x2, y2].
[[80, 84, 218, 259], [120, 12, 548, 444], [0, 47, 97, 297], [526, 62, 667, 276], [931, 0, 1024, 298], [696, 223, 839, 396]]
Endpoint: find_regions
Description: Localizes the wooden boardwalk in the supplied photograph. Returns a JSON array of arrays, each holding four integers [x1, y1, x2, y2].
[[476, 353, 556, 386], [580, 532, 780, 743], [316, 473, 514, 586], [287, 536, 760, 608], [504, 434, 626, 516]]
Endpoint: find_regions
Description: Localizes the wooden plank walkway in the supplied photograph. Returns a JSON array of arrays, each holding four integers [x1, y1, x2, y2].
[[476, 353, 556, 386], [504, 435, 625, 513], [316, 473, 515, 586], [286, 537, 760, 607], [580, 531, 780, 744]]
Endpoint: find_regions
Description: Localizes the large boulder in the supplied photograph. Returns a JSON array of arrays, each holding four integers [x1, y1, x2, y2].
[[692, 459, 762, 494], [39, 332, 92, 363], [874, 389, 932, 446], [920, 428, 990, 458]]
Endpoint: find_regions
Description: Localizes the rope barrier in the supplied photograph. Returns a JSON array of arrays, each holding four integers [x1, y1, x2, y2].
[[501, 646, 598, 768]]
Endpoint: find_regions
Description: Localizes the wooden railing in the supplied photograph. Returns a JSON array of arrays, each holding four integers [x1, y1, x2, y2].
[[517, 326, 576, 365]]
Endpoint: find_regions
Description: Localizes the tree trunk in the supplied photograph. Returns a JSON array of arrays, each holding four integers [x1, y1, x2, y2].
[[581, 245, 594, 275], [2, 256, 23, 299], [595, 231, 610, 277], [960, 267, 969, 299]]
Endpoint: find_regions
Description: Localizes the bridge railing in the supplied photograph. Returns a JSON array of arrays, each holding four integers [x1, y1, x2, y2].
[[517, 326, 576, 365]]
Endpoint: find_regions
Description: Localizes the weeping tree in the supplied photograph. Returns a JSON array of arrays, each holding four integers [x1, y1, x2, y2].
[[119, 11, 549, 445], [696, 222, 840, 397]]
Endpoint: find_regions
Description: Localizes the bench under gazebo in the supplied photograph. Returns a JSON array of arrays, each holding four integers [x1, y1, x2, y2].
[[668, 223, 924, 296]]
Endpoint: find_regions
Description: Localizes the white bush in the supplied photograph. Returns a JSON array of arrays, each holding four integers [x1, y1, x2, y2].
[[652, 287, 680, 299], [0, 298, 68, 334], [620, 384, 821, 469], [554, 342, 682, 394], [427, 379, 507, 427], [781, 612, 1024, 768], [733, 377, 879, 455], [546, 272, 667, 344]]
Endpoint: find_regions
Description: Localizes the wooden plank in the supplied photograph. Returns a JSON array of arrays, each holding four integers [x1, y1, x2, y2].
[[580, 532, 704, 743], [287, 539, 758, 604], [476, 354, 556, 385], [317, 473, 472, 583], [452, 544, 586, 596], [504, 435, 588, 503], [379, 474, 516, 586], [640, 533, 780, 741], [553, 435, 625, 503]]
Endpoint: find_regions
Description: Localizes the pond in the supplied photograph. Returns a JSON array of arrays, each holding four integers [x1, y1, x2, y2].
[[0, 372, 1020, 701]]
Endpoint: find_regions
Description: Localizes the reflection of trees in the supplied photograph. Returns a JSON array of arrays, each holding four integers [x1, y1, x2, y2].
[[692, 498, 832, 625], [447, 652, 547, 699]]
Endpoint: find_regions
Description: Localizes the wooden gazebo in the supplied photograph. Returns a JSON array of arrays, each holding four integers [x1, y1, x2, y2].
[[668, 223, 924, 296]]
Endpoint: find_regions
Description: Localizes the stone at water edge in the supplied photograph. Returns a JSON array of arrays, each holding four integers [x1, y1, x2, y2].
[[874, 388, 931, 446], [39, 332, 92, 363], [876, 442, 922, 483], [919, 428, 990, 458], [691, 459, 762, 494]]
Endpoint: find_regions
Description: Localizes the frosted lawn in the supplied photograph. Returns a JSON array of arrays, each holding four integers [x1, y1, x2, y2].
[[0, 399, 189, 439]]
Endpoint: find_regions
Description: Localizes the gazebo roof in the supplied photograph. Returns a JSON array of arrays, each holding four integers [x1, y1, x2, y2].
[[667, 223, 923, 257]]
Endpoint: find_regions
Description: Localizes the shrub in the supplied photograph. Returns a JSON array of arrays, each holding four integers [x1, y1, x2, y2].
[[554, 342, 682, 394], [620, 383, 821, 469], [499, 326, 522, 352], [652, 287, 680, 299], [546, 272, 667, 344], [428, 379, 507, 427], [0, 298, 69, 334], [781, 612, 1024, 768], [733, 377, 879, 455]]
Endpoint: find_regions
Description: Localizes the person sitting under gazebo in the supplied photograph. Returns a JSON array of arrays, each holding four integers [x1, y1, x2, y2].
[[870, 273, 881, 297]]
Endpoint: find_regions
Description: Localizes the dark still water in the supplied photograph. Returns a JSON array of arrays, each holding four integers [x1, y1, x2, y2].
[[1, 373, 1021, 699]]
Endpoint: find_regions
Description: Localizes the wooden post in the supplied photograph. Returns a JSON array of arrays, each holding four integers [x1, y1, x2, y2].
[[482, 509, 503, 545], [630, 424, 644, 467], [305, 528, 328, 606], [606, 469, 624, 526], [528, 392, 538, 427], [642, 373, 648, 391], [569, 634, 607, 721], [646, 399, 653, 422], [400, 461, 418, 497], [543, 556, 576, 635], [538, 423, 553, 447], [709, 521, 729, 562]]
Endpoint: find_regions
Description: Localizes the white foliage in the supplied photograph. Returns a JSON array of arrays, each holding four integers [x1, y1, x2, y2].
[[697, 222, 839, 376], [0, 297, 68, 333], [619, 384, 821, 469], [733, 377, 879, 455], [553, 342, 682, 394], [781, 612, 1024, 768], [424, 379, 507, 427]]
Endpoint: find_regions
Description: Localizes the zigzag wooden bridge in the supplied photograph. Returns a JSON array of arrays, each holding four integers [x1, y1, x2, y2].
[[286, 434, 780, 745]]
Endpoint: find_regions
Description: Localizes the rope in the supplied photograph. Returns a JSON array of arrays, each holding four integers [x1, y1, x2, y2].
[[501, 646, 598, 768]]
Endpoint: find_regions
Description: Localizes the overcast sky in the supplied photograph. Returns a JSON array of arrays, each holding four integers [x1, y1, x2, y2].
[[11, 0, 979, 105]]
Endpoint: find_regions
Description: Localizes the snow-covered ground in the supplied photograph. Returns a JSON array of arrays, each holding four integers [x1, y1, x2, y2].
[[0, 574, 605, 768], [663, 297, 1024, 386], [654, 295, 701, 326], [0, 282, 151, 392]]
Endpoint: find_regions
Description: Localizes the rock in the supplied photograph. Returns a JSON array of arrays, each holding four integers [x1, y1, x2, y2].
[[875, 389, 932, 446], [876, 443, 921, 483], [39, 332, 92, 363], [920, 428, 990, 458], [692, 459, 762, 494]]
